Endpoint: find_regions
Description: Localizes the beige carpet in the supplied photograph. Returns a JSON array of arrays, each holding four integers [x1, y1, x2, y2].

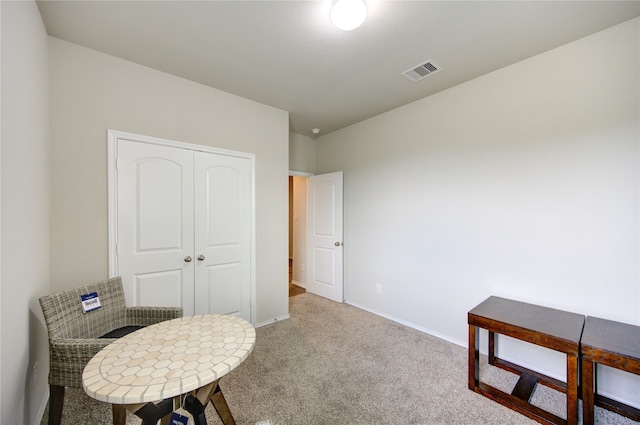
[[42, 293, 639, 425]]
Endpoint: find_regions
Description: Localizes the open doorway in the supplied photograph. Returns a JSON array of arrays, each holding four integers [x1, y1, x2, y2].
[[289, 174, 310, 297]]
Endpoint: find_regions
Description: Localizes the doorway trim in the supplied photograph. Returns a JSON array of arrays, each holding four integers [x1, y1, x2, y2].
[[107, 129, 257, 324], [289, 171, 314, 177], [289, 171, 313, 291]]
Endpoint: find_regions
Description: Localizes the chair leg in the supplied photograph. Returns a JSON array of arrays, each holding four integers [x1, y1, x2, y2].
[[48, 385, 65, 425]]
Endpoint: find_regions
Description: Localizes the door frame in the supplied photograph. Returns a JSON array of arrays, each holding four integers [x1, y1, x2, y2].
[[289, 171, 313, 290], [107, 129, 257, 324]]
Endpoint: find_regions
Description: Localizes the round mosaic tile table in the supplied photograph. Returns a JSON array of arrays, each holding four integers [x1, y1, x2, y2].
[[82, 314, 255, 425]]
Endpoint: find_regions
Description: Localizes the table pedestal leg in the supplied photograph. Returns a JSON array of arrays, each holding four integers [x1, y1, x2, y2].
[[112, 404, 126, 425], [159, 398, 181, 425], [184, 380, 236, 425], [118, 398, 174, 425], [184, 395, 207, 425], [211, 384, 236, 425]]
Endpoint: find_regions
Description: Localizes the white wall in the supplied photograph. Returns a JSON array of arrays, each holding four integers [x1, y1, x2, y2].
[[289, 132, 317, 174], [317, 18, 640, 407], [48, 38, 289, 326], [1, 1, 51, 423]]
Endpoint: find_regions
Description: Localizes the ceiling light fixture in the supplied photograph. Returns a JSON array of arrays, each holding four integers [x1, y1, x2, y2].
[[330, 0, 367, 31]]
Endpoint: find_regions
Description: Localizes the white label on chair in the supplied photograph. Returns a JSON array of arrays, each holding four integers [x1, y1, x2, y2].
[[80, 292, 102, 313]]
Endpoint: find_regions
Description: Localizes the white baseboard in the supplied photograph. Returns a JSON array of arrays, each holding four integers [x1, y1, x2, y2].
[[290, 280, 305, 289], [34, 387, 48, 425], [344, 300, 467, 348], [345, 300, 640, 410], [255, 314, 290, 328]]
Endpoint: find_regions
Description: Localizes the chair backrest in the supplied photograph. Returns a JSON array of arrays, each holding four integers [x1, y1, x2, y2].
[[39, 276, 128, 340]]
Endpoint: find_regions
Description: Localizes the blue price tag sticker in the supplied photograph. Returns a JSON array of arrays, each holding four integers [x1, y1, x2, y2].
[[170, 412, 189, 425], [80, 292, 101, 313]]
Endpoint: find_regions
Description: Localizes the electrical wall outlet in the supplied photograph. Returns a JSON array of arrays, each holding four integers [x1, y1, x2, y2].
[[376, 284, 382, 294]]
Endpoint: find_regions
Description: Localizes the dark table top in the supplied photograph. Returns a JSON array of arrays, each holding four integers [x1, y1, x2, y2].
[[581, 315, 640, 360], [469, 296, 585, 345]]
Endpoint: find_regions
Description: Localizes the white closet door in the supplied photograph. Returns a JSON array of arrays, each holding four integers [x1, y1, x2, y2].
[[194, 152, 251, 320], [116, 139, 195, 315]]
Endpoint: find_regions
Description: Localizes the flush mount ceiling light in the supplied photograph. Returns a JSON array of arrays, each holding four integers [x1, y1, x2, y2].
[[330, 0, 367, 31]]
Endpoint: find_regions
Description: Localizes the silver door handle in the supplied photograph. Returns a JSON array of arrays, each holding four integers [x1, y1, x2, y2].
[[184, 256, 192, 263], [197, 255, 205, 261], [335, 242, 343, 246]]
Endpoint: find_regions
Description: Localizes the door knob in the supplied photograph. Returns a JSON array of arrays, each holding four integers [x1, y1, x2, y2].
[[197, 255, 205, 261], [184, 256, 192, 263], [335, 242, 343, 246]]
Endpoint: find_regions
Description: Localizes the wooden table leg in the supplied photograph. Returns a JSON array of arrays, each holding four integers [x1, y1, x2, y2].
[[160, 397, 181, 425], [210, 383, 236, 425], [120, 399, 173, 425], [112, 404, 126, 425], [582, 357, 595, 425], [185, 381, 220, 425], [488, 331, 497, 365], [566, 354, 579, 425], [468, 324, 479, 389], [184, 380, 238, 425]]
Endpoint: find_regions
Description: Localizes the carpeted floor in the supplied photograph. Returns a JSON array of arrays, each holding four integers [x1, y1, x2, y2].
[[42, 293, 639, 425]]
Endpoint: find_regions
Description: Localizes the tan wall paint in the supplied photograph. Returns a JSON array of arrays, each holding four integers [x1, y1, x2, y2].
[[49, 37, 289, 325], [289, 132, 316, 174], [1, 1, 50, 423]]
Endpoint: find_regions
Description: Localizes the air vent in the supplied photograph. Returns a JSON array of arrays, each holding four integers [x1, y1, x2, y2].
[[402, 60, 441, 82]]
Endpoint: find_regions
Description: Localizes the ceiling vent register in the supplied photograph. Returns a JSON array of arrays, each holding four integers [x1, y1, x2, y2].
[[402, 60, 441, 82]]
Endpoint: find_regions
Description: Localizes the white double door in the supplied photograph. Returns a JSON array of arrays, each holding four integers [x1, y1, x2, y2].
[[111, 135, 252, 321]]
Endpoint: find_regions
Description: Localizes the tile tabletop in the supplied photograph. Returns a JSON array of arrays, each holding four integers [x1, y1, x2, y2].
[[82, 314, 256, 405]]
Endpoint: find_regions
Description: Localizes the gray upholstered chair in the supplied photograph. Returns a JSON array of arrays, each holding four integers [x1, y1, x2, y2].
[[39, 276, 183, 425]]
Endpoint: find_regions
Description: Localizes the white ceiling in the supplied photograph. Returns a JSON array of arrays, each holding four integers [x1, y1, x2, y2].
[[36, 1, 640, 137]]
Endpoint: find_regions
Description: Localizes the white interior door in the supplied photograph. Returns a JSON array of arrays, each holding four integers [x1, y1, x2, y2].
[[306, 171, 344, 302], [194, 152, 251, 320], [115, 139, 195, 315]]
